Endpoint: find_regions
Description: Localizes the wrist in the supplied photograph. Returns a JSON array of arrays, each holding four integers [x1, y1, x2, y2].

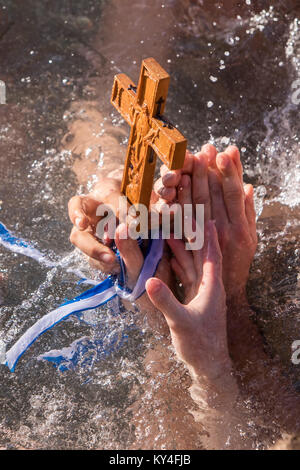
[[189, 361, 239, 411]]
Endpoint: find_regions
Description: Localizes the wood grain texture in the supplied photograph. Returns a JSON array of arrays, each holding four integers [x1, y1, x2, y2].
[[111, 58, 187, 208]]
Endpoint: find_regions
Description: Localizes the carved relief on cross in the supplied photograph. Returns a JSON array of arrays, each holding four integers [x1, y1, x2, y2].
[[111, 58, 187, 208]]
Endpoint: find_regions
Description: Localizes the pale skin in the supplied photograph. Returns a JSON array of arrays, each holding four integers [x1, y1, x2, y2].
[[68, 145, 300, 447], [68, 144, 256, 390]]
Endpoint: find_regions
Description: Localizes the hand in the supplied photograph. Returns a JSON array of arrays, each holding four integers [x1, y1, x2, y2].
[[204, 144, 257, 301], [68, 169, 185, 275], [146, 220, 232, 381], [68, 176, 123, 274], [154, 144, 257, 303], [68, 150, 194, 274], [68, 176, 174, 329]]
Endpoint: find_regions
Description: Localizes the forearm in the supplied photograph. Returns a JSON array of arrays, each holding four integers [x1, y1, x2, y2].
[[227, 294, 300, 434], [187, 364, 257, 449], [189, 363, 239, 413]]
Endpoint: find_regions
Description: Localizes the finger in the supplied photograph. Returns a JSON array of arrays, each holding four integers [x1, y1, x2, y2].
[[150, 199, 177, 218], [201, 143, 218, 169], [178, 175, 193, 238], [192, 152, 211, 221], [160, 150, 194, 179], [178, 174, 192, 207], [225, 145, 243, 183], [244, 184, 257, 243], [154, 178, 177, 202], [208, 169, 228, 230], [146, 278, 185, 329], [70, 227, 119, 273], [160, 164, 170, 177], [182, 150, 195, 174], [68, 196, 89, 230], [216, 152, 246, 225], [161, 170, 182, 188], [167, 237, 197, 285], [159, 166, 181, 186], [191, 221, 204, 281], [115, 224, 144, 288], [201, 221, 223, 289]]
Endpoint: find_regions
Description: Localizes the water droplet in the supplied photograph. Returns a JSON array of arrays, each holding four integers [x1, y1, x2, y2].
[[221, 137, 230, 145], [207, 101, 214, 108]]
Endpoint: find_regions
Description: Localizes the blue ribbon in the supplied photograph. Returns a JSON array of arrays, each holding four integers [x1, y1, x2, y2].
[[0, 223, 163, 372]]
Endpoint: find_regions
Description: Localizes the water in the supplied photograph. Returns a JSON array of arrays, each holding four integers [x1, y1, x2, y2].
[[0, 0, 299, 449]]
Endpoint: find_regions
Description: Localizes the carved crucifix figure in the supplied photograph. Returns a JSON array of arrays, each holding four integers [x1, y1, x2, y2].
[[111, 58, 187, 208]]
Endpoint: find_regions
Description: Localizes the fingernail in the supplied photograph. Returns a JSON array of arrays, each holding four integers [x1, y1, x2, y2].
[[201, 144, 210, 152], [150, 279, 162, 294], [157, 186, 166, 197], [75, 217, 83, 229], [100, 253, 114, 264], [162, 173, 174, 185], [195, 153, 207, 167]]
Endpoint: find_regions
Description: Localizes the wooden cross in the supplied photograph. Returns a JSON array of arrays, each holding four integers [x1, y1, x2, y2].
[[111, 58, 187, 208]]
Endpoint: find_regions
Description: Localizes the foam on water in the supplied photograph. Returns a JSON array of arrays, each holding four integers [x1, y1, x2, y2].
[[0, 0, 299, 450]]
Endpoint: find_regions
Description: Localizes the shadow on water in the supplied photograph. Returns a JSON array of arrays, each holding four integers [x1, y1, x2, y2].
[[0, 0, 299, 449]]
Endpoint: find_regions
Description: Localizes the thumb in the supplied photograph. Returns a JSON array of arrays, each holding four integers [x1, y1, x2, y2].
[[68, 195, 89, 230], [146, 278, 185, 329]]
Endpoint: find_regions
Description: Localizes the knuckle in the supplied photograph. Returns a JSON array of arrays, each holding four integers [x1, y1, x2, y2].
[[226, 187, 243, 202], [90, 246, 101, 260], [193, 195, 209, 206], [88, 258, 103, 270], [233, 224, 251, 244], [218, 228, 229, 248]]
